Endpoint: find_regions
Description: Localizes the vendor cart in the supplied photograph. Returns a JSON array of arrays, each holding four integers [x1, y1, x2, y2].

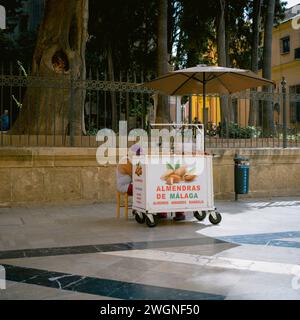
[[134, 65, 273, 227], [132, 123, 222, 227]]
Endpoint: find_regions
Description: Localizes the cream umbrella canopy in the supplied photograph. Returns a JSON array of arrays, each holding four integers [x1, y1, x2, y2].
[[143, 64, 274, 128], [144, 65, 274, 96]]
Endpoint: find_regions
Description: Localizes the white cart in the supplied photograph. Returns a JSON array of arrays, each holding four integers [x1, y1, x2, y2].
[[131, 124, 222, 227]]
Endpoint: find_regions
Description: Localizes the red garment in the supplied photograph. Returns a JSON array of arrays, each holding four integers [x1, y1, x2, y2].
[[127, 183, 133, 196]]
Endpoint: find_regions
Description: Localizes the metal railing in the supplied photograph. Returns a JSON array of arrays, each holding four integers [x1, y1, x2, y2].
[[0, 71, 299, 149]]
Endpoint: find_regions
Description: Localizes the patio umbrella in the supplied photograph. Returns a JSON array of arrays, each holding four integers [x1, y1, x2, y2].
[[143, 64, 274, 130]]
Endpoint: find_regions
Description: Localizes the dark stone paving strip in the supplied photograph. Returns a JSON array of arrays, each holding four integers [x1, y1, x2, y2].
[[0, 237, 228, 260], [2, 264, 225, 300], [218, 231, 300, 248]]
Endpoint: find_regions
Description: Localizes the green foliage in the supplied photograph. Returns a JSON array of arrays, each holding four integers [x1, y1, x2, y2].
[[130, 97, 152, 119], [221, 122, 261, 139], [175, 161, 181, 170], [2, 0, 289, 78], [87, 0, 158, 77], [166, 163, 175, 170], [174, 0, 215, 68], [86, 127, 99, 136]]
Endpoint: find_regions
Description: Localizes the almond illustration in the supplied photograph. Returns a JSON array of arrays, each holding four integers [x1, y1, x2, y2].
[[174, 166, 187, 177], [184, 174, 197, 182], [160, 169, 174, 181], [166, 176, 174, 185], [169, 174, 182, 183]]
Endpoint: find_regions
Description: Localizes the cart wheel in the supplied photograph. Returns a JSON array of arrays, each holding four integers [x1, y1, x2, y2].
[[194, 211, 207, 221], [145, 214, 159, 228], [135, 212, 145, 224], [209, 211, 222, 225]]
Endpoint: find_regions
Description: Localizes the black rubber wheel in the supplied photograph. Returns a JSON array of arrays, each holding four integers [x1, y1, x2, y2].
[[194, 211, 207, 221], [135, 212, 145, 224], [209, 211, 222, 225], [145, 214, 159, 228]]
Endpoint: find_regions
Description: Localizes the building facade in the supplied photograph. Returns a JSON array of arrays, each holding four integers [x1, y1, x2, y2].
[[271, 4, 300, 127]]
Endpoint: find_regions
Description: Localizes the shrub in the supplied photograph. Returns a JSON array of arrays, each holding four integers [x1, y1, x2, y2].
[[221, 122, 260, 139]]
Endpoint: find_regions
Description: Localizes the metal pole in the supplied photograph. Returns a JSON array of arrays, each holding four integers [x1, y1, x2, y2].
[[281, 77, 287, 149], [203, 73, 206, 151]]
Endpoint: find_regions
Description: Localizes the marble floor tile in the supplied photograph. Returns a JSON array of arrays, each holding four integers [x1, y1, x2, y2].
[[0, 198, 299, 300]]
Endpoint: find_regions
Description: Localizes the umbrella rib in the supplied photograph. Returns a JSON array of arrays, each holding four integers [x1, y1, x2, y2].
[[205, 71, 273, 94], [206, 72, 227, 82], [205, 71, 273, 86], [151, 71, 200, 82], [209, 73, 232, 94], [188, 75, 204, 84], [170, 73, 197, 96], [227, 72, 274, 85]]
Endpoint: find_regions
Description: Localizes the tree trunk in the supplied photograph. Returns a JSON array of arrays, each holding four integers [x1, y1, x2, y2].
[[156, 0, 170, 124], [249, 0, 262, 126], [262, 0, 275, 135], [175, 27, 183, 70], [224, 3, 235, 124], [217, 0, 228, 133], [12, 0, 89, 138], [217, 0, 226, 68], [107, 45, 117, 132], [224, 2, 230, 68]]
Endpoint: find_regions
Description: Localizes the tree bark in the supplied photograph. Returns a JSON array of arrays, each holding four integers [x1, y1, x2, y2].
[[12, 0, 89, 138], [156, 0, 170, 124], [217, 0, 228, 132], [224, 3, 235, 123], [217, 0, 226, 68], [262, 0, 275, 135], [249, 0, 262, 126]]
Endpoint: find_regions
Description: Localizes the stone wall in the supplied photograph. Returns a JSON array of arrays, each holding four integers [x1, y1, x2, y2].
[[0, 147, 299, 206], [211, 149, 300, 199]]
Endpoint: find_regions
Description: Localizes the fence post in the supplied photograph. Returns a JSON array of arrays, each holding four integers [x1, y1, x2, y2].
[[281, 77, 287, 149]]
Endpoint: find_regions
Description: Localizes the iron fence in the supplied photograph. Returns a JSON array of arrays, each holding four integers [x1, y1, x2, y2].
[[0, 70, 299, 149]]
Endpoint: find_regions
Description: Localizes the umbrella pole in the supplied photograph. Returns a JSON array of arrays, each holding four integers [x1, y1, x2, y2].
[[203, 73, 206, 152]]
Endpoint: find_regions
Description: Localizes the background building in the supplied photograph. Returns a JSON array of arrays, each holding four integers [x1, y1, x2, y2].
[[271, 3, 300, 127]]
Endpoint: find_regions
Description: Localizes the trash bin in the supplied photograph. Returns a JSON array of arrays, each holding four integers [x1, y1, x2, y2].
[[234, 155, 249, 200]]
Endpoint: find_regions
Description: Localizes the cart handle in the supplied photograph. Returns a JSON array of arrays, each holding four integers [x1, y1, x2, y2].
[[149, 123, 205, 154]]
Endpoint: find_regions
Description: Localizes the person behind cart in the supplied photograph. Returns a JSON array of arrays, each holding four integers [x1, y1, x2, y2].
[[192, 117, 201, 139], [116, 145, 185, 221]]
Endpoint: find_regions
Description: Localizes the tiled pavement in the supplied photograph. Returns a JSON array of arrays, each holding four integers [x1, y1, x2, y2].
[[0, 198, 300, 300]]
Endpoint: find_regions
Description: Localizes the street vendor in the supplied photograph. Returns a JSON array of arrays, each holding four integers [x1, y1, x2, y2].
[[116, 144, 141, 196], [116, 158, 133, 196]]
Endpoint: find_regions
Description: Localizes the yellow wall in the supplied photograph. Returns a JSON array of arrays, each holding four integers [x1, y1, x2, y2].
[[191, 96, 221, 124]]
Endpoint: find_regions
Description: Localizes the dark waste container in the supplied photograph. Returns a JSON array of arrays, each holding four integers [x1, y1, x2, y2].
[[234, 155, 249, 200]]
